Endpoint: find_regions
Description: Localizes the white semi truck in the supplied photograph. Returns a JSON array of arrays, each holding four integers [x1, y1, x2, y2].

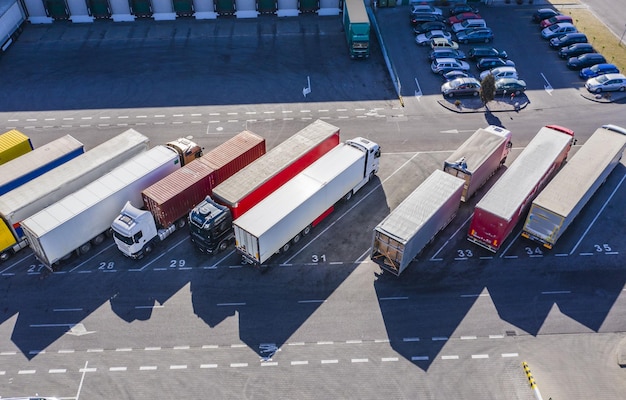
[[522, 124, 626, 249], [233, 138, 381, 266], [0, 129, 149, 262], [21, 139, 202, 269]]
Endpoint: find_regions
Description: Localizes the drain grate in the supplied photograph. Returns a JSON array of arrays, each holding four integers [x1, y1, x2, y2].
[[506, 330, 517, 337]]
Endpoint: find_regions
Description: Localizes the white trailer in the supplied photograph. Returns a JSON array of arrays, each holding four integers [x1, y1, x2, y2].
[[443, 125, 512, 202], [233, 138, 381, 266], [371, 170, 464, 276], [22, 145, 181, 269], [0, 0, 26, 53], [0, 129, 149, 261], [522, 124, 626, 249]]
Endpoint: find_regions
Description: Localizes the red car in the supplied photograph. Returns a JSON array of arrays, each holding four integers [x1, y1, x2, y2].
[[540, 15, 573, 29], [447, 12, 481, 25]]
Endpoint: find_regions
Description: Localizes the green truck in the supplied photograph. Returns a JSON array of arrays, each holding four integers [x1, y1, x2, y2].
[[343, 0, 370, 59]]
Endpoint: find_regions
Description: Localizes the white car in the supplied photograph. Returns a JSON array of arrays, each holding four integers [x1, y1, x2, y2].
[[479, 66, 519, 81], [410, 4, 442, 15], [451, 18, 487, 34], [585, 73, 626, 93], [430, 37, 459, 50], [416, 30, 452, 46]]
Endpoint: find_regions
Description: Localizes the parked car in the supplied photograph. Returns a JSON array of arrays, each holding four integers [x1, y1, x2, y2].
[[494, 78, 527, 95], [532, 8, 560, 23], [456, 28, 494, 44], [431, 58, 471, 75], [416, 30, 452, 46], [442, 70, 473, 82], [541, 23, 577, 39], [479, 66, 519, 81], [566, 53, 607, 70], [410, 12, 445, 26], [428, 48, 466, 62], [411, 4, 442, 16], [448, 4, 478, 17], [452, 18, 487, 34], [447, 12, 482, 26], [579, 63, 620, 79], [558, 43, 595, 59], [413, 21, 449, 35], [430, 37, 459, 50], [477, 57, 515, 71], [549, 32, 588, 49], [540, 15, 574, 29], [468, 46, 508, 60], [585, 73, 626, 93], [441, 77, 481, 98]]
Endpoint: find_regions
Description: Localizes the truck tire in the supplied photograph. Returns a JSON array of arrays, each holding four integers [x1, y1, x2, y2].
[[303, 225, 312, 235], [144, 244, 153, 255], [0, 252, 10, 262], [292, 233, 301, 244], [344, 190, 353, 201], [92, 233, 105, 246], [218, 239, 229, 253], [79, 242, 92, 254], [177, 219, 186, 229], [281, 242, 290, 253]]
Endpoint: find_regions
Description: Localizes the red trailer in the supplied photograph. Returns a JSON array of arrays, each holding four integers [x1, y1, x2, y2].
[[467, 125, 575, 253], [112, 130, 266, 259], [211, 119, 341, 219]]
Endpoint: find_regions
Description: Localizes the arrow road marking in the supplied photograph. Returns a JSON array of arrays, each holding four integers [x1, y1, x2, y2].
[[540, 72, 553, 95]]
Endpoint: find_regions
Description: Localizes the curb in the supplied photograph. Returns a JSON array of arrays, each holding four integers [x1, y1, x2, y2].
[[438, 98, 530, 113]]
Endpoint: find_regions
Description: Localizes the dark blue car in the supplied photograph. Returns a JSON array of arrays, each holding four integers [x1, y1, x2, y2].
[[456, 28, 494, 44], [579, 63, 620, 79]]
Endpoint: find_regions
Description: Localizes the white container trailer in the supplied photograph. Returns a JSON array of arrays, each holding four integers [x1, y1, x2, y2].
[[371, 170, 464, 276], [22, 145, 181, 269], [0, 0, 26, 53], [234, 138, 381, 266], [522, 124, 626, 249], [443, 125, 512, 202], [0, 129, 149, 261]]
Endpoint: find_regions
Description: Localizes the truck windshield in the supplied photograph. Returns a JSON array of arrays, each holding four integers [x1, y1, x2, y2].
[[113, 230, 134, 245]]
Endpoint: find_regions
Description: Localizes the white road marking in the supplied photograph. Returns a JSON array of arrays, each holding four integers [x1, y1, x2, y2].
[[288, 342, 305, 346], [346, 340, 362, 344], [489, 335, 504, 339], [1, 351, 17, 355], [231, 363, 248, 368], [541, 290, 571, 295], [49, 369, 67, 373], [87, 349, 103, 352], [317, 341, 334, 345], [109, 367, 127, 371], [231, 344, 246, 348], [502, 353, 519, 358], [298, 299, 325, 304], [460, 293, 489, 298], [202, 345, 219, 349], [174, 345, 190, 350], [58, 349, 75, 354], [170, 365, 187, 370], [442, 355, 459, 360], [461, 336, 477, 340], [432, 337, 448, 341], [351, 358, 368, 363], [411, 356, 429, 361], [321, 359, 338, 364], [382, 357, 398, 362], [145, 347, 161, 351], [200, 364, 218, 368], [116, 348, 132, 352], [18, 369, 36, 374], [403, 337, 420, 342], [140, 366, 157, 371], [79, 367, 97, 372], [472, 354, 489, 359]]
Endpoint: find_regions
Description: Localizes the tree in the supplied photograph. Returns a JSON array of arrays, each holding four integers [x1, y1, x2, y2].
[[480, 74, 496, 106]]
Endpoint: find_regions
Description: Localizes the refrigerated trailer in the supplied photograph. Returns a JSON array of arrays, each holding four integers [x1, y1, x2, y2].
[[0, 129, 149, 262], [443, 126, 512, 202], [189, 120, 341, 254], [521, 124, 626, 249], [467, 125, 575, 253], [233, 138, 380, 266], [22, 145, 188, 269], [371, 170, 464, 276], [112, 130, 266, 259], [0, 135, 84, 196], [0, 129, 32, 165]]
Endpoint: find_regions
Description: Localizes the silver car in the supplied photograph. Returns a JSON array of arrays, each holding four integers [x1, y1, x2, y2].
[[441, 77, 481, 97], [585, 73, 626, 93]]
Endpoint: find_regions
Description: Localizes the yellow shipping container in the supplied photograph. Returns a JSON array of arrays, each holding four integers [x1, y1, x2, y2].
[[0, 130, 33, 165]]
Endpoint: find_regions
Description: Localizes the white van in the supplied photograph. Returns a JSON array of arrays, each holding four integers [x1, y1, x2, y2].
[[452, 19, 487, 34]]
